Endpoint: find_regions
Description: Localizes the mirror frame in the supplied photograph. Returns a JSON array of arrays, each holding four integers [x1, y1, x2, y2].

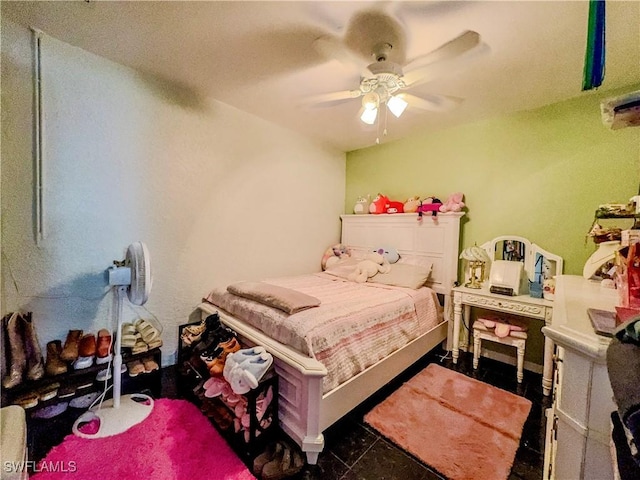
[[479, 235, 563, 282]]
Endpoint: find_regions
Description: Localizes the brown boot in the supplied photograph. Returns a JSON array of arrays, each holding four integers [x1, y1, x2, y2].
[[2, 312, 26, 389], [22, 313, 45, 381], [45, 340, 68, 376], [60, 329, 83, 362]]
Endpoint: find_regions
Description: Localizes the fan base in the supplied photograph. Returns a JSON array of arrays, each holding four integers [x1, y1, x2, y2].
[[72, 393, 154, 439]]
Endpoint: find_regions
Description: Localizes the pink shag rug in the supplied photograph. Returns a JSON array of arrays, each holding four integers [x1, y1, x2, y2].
[[364, 364, 532, 480], [31, 398, 255, 480]]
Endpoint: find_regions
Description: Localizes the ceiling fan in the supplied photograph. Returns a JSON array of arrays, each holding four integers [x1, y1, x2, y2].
[[307, 26, 489, 126]]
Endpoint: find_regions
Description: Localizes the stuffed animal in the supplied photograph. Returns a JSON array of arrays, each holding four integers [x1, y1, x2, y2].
[[369, 194, 389, 214], [348, 252, 391, 283], [385, 201, 404, 214], [439, 192, 466, 213], [403, 196, 421, 213], [417, 197, 443, 219], [321, 243, 351, 270], [477, 317, 527, 338], [353, 195, 370, 214], [373, 246, 400, 264]]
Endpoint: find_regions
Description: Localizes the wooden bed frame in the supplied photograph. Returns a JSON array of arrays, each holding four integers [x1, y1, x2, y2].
[[197, 212, 464, 463]]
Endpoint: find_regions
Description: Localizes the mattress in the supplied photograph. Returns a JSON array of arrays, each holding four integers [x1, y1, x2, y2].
[[204, 273, 442, 393]]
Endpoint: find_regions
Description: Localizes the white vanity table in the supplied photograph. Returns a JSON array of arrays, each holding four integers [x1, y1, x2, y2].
[[452, 285, 555, 393], [541, 275, 617, 480], [452, 235, 562, 395]]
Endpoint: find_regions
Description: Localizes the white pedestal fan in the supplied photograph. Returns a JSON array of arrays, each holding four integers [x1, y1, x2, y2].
[[72, 241, 155, 438]]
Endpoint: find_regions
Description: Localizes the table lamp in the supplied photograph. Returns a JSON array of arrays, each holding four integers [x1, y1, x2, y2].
[[460, 244, 491, 288]]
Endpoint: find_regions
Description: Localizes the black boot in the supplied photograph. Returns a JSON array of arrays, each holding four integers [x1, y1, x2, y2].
[[193, 313, 235, 354]]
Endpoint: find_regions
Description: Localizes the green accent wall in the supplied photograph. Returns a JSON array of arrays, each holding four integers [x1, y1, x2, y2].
[[346, 85, 640, 278]]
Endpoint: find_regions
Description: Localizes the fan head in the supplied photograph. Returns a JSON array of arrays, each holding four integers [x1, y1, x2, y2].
[[125, 241, 151, 306]]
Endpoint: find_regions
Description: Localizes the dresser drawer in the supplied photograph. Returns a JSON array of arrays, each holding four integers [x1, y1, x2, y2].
[[461, 292, 550, 320]]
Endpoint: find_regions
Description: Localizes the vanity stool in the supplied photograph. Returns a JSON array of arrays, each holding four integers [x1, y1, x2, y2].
[[473, 317, 528, 383]]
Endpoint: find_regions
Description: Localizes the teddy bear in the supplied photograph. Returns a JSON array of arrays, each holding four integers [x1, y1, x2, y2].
[[321, 243, 351, 270], [439, 192, 465, 213], [403, 196, 421, 213], [348, 252, 391, 283]]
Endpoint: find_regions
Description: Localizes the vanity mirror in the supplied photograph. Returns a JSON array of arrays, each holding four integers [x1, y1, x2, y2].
[[479, 236, 563, 298]]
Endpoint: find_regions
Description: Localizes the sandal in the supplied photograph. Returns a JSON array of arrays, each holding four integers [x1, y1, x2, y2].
[[134, 319, 161, 344], [181, 321, 206, 346], [121, 323, 138, 348], [131, 337, 148, 355], [146, 338, 163, 350]]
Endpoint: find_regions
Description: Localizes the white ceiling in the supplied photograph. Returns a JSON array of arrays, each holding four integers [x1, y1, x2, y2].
[[3, 1, 639, 152]]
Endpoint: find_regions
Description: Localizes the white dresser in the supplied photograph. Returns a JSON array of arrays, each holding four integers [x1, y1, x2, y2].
[[542, 275, 618, 480]]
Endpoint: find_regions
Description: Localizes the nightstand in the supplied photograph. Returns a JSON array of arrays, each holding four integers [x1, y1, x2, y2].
[[452, 284, 555, 395]]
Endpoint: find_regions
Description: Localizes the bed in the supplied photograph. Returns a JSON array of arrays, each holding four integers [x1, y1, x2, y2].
[[197, 212, 463, 463]]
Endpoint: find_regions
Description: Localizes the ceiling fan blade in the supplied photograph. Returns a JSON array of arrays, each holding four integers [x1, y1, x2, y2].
[[302, 89, 362, 107], [402, 42, 490, 87], [400, 93, 463, 112], [405, 30, 481, 69], [313, 35, 371, 71]]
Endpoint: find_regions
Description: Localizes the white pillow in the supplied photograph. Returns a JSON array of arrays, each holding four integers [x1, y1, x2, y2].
[[368, 263, 433, 289]]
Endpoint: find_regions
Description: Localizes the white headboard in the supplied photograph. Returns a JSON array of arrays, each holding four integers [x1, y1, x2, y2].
[[340, 212, 464, 296]]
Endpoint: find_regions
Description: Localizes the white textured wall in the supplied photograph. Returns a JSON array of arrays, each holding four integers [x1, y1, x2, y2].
[[1, 21, 346, 365]]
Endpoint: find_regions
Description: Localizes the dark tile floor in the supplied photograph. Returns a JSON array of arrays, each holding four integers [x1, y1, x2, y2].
[[165, 347, 549, 480], [282, 348, 550, 480], [32, 348, 549, 480]]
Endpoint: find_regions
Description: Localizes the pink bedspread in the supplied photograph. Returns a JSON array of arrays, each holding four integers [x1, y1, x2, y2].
[[204, 273, 443, 393]]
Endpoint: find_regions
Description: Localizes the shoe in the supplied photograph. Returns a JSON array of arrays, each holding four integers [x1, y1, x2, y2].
[[142, 356, 159, 373], [37, 382, 60, 402], [181, 320, 206, 346], [72, 334, 96, 370], [13, 393, 38, 409], [45, 340, 68, 376], [146, 338, 163, 350], [253, 442, 283, 477], [60, 329, 83, 362], [78, 333, 97, 357], [208, 337, 241, 377], [73, 356, 94, 370], [127, 360, 145, 377], [261, 441, 305, 480], [2, 312, 26, 389], [32, 401, 69, 419], [193, 313, 235, 354], [22, 313, 45, 381], [134, 319, 161, 344], [58, 385, 76, 399], [70, 391, 100, 409], [95, 329, 112, 365], [96, 364, 126, 382], [131, 337, 148, 355], [120, 323, 138, 348]]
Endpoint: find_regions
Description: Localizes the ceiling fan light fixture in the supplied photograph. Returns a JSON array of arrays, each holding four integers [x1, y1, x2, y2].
[[360, 105, 378, 125], [387, 94, 408, 118], [361, 92, 379, 110]]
